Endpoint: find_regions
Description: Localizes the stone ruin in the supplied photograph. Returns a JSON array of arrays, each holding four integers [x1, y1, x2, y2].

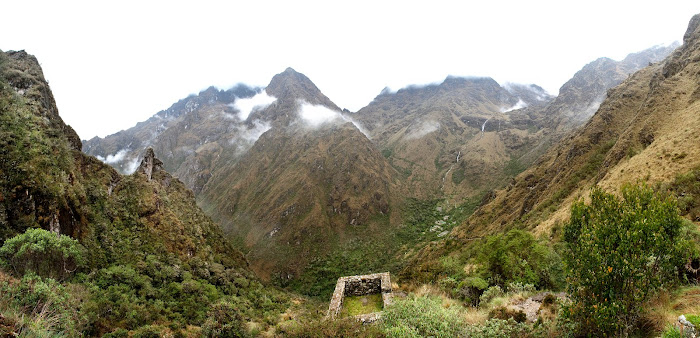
[[326, 272, 392, 323]]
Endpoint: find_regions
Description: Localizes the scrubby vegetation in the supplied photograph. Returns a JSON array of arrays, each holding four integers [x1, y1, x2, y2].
[[287, 197, 479, 299], [0, 52, 291, 336], [562, 185, 698, 336]]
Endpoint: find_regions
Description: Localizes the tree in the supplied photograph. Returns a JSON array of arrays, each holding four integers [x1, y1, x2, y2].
[[563, 185, 685, 335], [0, 228, 86, 280]]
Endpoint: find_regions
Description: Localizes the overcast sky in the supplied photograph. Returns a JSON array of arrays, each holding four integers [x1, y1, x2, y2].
[[3, 1, 700, 140]]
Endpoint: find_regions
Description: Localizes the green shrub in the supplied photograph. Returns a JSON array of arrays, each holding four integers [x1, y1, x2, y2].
[[0, 273, 90, 335], [467, 318, 543, 337], [475, 229, 564, 290], [479, 286, 504, 306], [456, 276, 488, 306], [201, 300, 244, 337], [563, 185, 688, 336], [0, 228, 86, 280], [283, 317, 384, 337], [380, 296, 467, 337], [507, 282, 535, 294]]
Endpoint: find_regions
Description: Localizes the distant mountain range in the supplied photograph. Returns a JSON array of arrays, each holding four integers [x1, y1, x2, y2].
[[83, 43, 677, 283]]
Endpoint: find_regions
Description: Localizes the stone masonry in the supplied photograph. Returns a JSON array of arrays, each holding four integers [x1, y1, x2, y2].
[[326, 272, 392, 322]]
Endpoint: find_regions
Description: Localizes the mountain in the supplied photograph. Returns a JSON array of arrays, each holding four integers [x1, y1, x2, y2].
[[351, 43, 675, 204], [197, 68, 400, 281], [408, 14, 700, 276], [353, 76, 553, 202], [541, 43, 679, 132], [83, 43, 677, 289], [0, 50, 288, 335]]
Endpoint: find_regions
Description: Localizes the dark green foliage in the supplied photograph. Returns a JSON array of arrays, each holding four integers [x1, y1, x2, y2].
[[287, 198, 477, 298], [475, 229, 564, 290], [0, 228, 86, 280], [562, 185, 689, 336], [0, 52, 289, 335], [201, 301, 245, 337]]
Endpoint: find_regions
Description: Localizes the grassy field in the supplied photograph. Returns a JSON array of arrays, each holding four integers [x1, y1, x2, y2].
[[340, 294, 384, 317]]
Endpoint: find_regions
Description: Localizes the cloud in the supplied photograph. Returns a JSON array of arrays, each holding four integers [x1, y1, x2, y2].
[[124, 157, 141, 174], [297, 101, 371, 138], [229, 120, 272, 154], [501, 99, 528, 113], [239, 120, 271, 143], [230, 90, 277, 120], [96, 149, 142, 174], [96, 149, 129, 164], [404, 120, 440, 140], [299, 102, 340, 127]]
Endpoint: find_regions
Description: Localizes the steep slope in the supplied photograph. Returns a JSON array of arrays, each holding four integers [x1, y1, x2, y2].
[[83, 83, 265, 193], [198, 69, 400, 282], [352, 45, 676, 205], [0, 50, 288, 335], [353, 77, 553, 202], [541, 43, 679, 132], [410, 14, 700, 274]]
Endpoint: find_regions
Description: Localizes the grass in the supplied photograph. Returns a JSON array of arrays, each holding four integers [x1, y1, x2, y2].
[[643, 286, 700, 333], [340, 294, 384, 317]]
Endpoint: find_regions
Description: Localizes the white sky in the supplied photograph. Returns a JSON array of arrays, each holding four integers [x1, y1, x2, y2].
[[3, 0, 699, 140]]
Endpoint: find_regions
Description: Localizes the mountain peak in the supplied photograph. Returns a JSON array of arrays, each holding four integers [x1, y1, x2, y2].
[[265, 67, 340, 110], [684, 13, 700, 44]]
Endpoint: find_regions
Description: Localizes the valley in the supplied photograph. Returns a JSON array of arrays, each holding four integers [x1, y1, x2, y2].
[[1, 11, 700, 338]]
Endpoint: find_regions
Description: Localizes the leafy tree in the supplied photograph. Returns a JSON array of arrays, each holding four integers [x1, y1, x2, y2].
[[0, 228, 86, 280], [562, 185, 687, 335]]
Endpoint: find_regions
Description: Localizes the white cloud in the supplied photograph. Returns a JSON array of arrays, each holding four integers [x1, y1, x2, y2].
[[124, 157, 141, 174], [501, 99, 528, 113], [297, 101, 371, 138], [299, 101, 341, 127], [404, 120, 440, 140], [230, 90, 277, 120], [239, 120, 271, 143], [96, 149, 129, 164]]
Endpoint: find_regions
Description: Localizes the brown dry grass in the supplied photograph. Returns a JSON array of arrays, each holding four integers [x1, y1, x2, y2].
[[640, 286, 700, 334]]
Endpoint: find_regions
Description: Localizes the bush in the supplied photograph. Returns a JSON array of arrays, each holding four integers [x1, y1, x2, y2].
[[380, 296, 468, 337], [563, 185, 688, 336], [201, 300, 244, 337], [479, 286, 504, 306], [456, 277, 488, 306], [467, 318, 543, 337], [283, 318, 384, 338], [0, 273, 89, 335], [0, 228, 86, 281], [475, 229, 564, 290]]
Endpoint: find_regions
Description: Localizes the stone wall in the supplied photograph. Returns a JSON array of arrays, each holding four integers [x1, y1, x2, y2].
[[326, 272, 393, 321]]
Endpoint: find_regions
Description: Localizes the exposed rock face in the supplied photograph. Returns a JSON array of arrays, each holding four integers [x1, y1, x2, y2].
[[137, 147, 163, 181]]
